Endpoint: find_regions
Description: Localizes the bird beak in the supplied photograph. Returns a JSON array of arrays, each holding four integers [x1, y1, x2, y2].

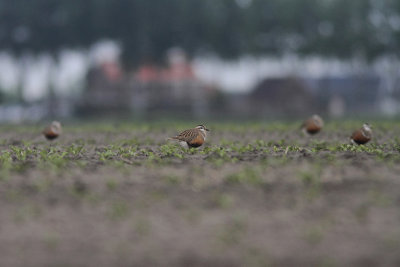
[[206, 128, 210, 131]]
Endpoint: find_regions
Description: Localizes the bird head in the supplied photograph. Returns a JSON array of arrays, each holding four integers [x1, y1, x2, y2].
[[312, 114, 324, 127], [51, 121, 62, 133], [363, 123, 372, 131], [196, 124, 210, 132]]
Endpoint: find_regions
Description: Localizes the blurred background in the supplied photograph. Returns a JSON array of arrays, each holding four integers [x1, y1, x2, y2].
[[1, 0, 400, 122]]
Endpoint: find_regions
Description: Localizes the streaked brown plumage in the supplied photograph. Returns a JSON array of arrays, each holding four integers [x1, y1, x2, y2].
[[42, 121, 62, 140], [351, 123, 372, 145], [301, 114, 324, 135], [169, 125, 210, 148]]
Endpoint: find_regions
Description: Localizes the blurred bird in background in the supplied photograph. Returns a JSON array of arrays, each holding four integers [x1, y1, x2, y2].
[[301, 114, 324, 135], [42, 121, 62, 140], [351, 123, 372, 145]]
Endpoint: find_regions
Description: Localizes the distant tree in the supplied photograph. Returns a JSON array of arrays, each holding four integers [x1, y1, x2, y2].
[[1, 0, 399, 66]]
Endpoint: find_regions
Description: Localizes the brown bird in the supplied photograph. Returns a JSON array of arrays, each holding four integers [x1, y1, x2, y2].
[[168, 124, 210, 148], [301, 114, 324, 135], [42, 121, 62, 140], [351, 123, 372, 145]]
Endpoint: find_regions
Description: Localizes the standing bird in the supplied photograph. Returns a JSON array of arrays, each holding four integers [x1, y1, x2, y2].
[[168, 125, 210, 148], [42, 121, 62, 140], [301, 114, 324, 135], [351, 123, 372, 145]]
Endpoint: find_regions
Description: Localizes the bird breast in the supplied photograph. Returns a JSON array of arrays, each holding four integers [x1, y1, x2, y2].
[[361, 128, 372, 139], [199, 129, 207, 140]]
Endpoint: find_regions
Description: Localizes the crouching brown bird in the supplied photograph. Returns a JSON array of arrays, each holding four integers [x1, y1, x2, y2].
[[351, 123, 372, 145], [301, 114, 324, 135], [168, 124, 210, 148], [42, 121, 62, 140]]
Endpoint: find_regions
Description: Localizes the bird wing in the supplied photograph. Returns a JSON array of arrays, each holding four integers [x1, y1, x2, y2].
[[171, 129, 198, 142], [42, 126, 51, 135], [351, 129, 362, 139]]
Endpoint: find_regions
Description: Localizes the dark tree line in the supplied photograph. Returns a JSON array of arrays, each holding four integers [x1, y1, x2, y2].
[[1, 0, 400, 67]]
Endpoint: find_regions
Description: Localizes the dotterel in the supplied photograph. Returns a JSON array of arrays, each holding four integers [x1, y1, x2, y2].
[[301, 114, 324, 135], [42, 121, 62, 140], [351, 123, 372, 145], [168, 124, 210, 148]]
